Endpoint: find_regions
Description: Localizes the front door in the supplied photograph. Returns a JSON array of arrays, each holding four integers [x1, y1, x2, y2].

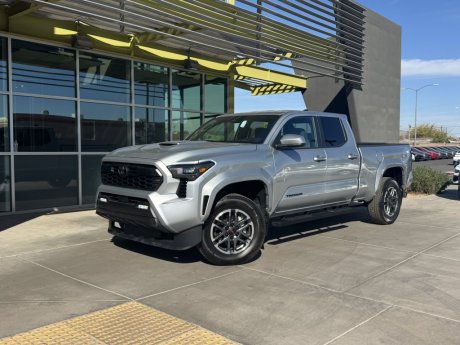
[[272, 116, 327, 215]]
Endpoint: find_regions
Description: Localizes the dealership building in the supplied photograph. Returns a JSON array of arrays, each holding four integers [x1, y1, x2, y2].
[[0, 0, 400, 213]]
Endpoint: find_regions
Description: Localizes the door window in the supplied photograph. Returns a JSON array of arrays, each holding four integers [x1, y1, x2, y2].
[[319, 117, 347, 147], [277, 116, 318, 148]]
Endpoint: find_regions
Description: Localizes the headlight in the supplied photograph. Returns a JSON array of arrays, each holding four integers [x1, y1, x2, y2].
[[167, 162, 214, 181]]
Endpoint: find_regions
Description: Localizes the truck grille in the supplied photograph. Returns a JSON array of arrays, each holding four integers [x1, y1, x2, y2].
[[101, 162, 163, 191]]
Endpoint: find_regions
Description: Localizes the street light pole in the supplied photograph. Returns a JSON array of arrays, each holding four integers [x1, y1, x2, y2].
[[402, 83, 439, 146]]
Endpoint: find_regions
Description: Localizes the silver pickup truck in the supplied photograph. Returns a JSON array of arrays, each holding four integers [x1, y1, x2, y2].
[[96, 111, 412, 265]]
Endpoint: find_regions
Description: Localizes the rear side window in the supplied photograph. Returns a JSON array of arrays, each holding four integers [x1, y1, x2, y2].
[[319, 117, 347, 147]]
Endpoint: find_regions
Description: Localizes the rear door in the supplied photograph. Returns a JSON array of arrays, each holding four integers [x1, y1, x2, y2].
[[318, 116, 360, 205], [272, 115, 327, 214]]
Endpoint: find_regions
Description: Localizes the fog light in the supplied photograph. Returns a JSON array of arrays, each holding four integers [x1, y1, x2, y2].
[[137, 204, 149, 210], [99, 197, 107, 203]]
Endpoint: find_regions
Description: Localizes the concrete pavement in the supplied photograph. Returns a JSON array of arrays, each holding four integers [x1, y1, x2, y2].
[[0, 186, 459, 344]]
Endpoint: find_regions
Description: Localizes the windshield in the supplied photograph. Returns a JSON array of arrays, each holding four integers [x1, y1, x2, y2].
[[187, 115, 280, 144]]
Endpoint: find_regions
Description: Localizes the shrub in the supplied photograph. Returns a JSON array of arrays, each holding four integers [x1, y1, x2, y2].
[[409, 166, 450, 194]]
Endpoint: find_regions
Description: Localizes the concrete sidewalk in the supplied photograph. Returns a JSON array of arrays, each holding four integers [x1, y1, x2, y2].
[[1, 187, 459, 344]]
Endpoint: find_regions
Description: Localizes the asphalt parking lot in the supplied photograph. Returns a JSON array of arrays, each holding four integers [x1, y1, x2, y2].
[[1, 186, 459, 344], [413, 157, 455, 174]]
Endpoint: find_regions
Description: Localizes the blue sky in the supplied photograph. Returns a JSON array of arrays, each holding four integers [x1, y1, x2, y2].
[[235, 0, 460, 136]]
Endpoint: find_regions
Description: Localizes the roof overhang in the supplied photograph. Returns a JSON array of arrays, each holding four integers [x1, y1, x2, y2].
[[1, 0, 366, 94]]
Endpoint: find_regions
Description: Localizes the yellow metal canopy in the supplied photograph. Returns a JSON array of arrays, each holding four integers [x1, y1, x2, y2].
[[1, 0, 365, 93]]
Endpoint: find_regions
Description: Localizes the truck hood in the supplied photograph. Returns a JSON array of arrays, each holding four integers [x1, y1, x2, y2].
[[105, 141, 258, 165]]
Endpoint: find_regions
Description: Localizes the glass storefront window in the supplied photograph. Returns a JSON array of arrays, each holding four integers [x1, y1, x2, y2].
[[12, 40, 76, 97], [82, 155, 104, 205], [81, 102, 131, 152], [0, 156, 11, 212], [80, 53, 131, 103], [0, 37, 7, 91], [13, 96, 77, 152], [0, 96, 8, 151], [1, 38, 233, 212], [14, 155, 78, 211], [205, 75, 227, 113], [172, 110, 201, 140], [172, 69, 201, 111], [134, 62, 168, 107], [135, 107, 168, 144]]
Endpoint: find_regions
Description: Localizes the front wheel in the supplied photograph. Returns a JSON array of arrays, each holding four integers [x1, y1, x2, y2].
[[368, 177, 402, 225], [198, 194, 266, 265]]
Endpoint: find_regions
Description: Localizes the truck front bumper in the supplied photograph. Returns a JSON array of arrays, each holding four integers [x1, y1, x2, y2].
[[96, 192, 202, 250]]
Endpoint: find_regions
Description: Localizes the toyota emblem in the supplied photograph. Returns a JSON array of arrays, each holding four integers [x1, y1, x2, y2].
[[117, 165, 129, 177]]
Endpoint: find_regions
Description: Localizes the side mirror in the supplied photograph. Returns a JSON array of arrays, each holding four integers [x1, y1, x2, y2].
[[277, 134, 306, 148]]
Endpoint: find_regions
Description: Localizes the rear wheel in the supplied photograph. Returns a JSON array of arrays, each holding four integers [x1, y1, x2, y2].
[[368, 177, 402, 225], [198, 194, 266, 265]]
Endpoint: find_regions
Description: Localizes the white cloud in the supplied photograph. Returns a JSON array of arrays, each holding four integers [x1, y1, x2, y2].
[[402, 59, 460, 76]]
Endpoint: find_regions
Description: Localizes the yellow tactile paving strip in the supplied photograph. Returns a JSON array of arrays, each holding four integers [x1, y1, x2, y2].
[[0, 302, 238, 345]]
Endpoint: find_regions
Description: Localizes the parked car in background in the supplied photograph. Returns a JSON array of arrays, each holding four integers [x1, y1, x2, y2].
[[454, 152, 460, 166], [416, 147, 440, 160], [411, 149, 429, 161], [441, 147, 458, 158], [453, 164, 459, 184], [425, 147, 450, 159], [411, 147, 430, 160], [424, 146, 451, 159]]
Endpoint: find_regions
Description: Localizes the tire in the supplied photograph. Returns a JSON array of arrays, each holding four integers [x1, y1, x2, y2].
[[198, 194, 266, 265], [457, 183, 460, 200], [368, 177, 402, 225]]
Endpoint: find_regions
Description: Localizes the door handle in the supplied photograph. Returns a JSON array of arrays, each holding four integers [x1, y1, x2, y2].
[[314, 155, 327, 162], [347, 154, 359, 160]]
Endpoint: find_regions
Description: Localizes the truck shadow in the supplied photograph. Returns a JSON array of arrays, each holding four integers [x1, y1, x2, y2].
[[111, 208, 372, 264], [265, 208, 370, 246], [112, 236, 202, 264]]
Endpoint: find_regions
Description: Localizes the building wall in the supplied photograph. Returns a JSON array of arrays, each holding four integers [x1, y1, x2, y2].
[[0, 35, 229, 213], [296, 8, 401, 143]]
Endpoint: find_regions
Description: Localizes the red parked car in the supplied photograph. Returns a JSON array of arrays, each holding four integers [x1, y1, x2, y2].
[[417, 147, 441, 160]]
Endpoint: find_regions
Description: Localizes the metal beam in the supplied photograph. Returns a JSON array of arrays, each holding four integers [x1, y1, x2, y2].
[[135, 24, 201, 44], [234, 65, 307, 89], [17, 0, 366, 84], [251, 84, 300, 96], [8, 0, 59, 19]]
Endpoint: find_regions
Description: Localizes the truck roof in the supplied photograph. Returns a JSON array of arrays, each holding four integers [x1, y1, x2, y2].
[[219, 110, 347, 119]]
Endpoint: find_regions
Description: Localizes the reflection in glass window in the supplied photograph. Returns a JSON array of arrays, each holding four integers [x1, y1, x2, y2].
[[81, 102, 131, 152], [172, 69, 201, 110], [0, 96, 8, 151], [13, 96, 76, 152], [189, 115, 279, 143], [15, 155, 78, 211], [80, 53, 131, 103], [82, 155, 104, 204], [12, 40, 76, 97], [134, 62, 168, 107], [135, 107, 168, 144], [0, 156, 11, 212], [172, 111, 201, 141], [280, 116, 318, 148], [319, 117, 347, 147], [0, 37, 7, 91], [205, 75, 227, 113]]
